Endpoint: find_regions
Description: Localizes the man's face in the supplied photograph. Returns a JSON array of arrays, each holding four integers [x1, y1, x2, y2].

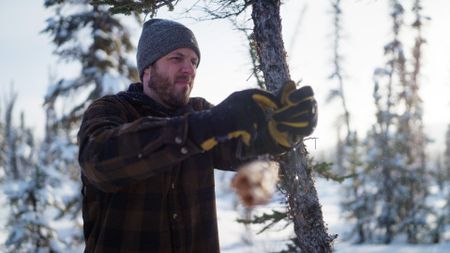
[[144, 48, 198, 108]]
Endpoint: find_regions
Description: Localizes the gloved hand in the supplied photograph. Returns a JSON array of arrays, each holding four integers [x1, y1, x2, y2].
[[189, 89, 277, 151], [268, 81, 318, 148], [189, 82, 317, 151]]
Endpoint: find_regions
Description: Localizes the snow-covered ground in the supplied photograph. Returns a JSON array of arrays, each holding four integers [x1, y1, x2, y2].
[[0, 172, 449, 252], [217, 171, 450, 253]]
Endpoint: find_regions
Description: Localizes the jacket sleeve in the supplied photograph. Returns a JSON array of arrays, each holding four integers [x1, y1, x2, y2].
[[188, 97, 251, 171], [77, 96, 204, 193]]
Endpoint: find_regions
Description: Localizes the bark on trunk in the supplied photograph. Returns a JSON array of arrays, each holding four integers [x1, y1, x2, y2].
[[251, 0, 289, 91], [251, 1, 334, 252]]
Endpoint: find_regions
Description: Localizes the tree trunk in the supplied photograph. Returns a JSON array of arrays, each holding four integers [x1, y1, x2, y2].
[[251, 1, 334, 252]]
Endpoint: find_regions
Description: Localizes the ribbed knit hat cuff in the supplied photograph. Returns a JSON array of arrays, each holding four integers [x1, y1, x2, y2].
[[136, 19, 201, 80], [137, 41, 200, 78]]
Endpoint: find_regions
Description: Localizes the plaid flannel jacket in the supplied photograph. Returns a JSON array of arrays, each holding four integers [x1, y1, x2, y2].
[[78, 83, 246, 253]]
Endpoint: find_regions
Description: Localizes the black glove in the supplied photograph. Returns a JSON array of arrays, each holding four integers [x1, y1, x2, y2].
[[189, 83, 317, 152], [189, 89, 277, 151], [268, 81, 318, 148]]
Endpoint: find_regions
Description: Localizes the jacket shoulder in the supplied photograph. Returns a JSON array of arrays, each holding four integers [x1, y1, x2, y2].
[[88, 94, 123, 107], [84, 94, 139, 121]]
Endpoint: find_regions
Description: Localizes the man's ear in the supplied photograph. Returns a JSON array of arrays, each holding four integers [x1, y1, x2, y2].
[[142, 66, 152, 83], [144, 67, 152, 76]]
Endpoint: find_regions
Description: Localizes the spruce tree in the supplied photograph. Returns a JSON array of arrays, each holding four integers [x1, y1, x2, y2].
[[443, 125, 450, 239], [39, 99, 84, 246], [325, 0, 372, 244], [43, 0, 138, 129], [0, 105, 4, 185], [367, 1, 407, 243], [393, 0, 430, 243], [367, 72, 399, 244], [365, 0, 431, 243], [432, 125, 450, 243], [42, 1, 139, 249], [340, 132, 375, 243], [4, 92, 19, 180], [2, 92, 64, 252]]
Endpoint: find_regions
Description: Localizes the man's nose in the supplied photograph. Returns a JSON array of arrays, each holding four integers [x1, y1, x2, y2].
[[181, 61, 196, 75]]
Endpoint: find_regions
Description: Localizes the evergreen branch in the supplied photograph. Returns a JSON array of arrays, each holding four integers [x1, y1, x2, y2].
[[312, 161, 355, 183], [237, 210, 288, 234], [90, 0, 180, 15], [196, 0, 252, 20]]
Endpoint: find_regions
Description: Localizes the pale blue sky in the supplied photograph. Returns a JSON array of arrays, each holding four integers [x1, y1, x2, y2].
[[1, 0, 450, 156], [0, 1, 54, 127]]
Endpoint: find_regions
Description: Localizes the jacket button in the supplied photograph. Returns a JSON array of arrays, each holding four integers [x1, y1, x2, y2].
[[175, 137, 183, 144], [180, 147, 188, 154], [172, 213, 178, 219]]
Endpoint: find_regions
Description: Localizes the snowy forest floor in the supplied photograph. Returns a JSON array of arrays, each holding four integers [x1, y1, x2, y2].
[[216, 172, 450, 253], [0, 172, 449, 252]]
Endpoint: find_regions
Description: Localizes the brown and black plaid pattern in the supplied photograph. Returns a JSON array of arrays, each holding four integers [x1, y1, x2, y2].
[[78, 83, 245, 253]]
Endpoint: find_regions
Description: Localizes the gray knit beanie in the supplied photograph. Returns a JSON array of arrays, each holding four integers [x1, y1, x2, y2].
[[137, 19, 201, 80]]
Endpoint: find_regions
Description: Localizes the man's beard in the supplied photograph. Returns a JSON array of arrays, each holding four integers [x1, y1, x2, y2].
[[147, 67, 192, 108]]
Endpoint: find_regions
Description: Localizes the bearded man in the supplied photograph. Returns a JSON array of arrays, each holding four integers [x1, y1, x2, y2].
[[77, 19, 318, 253]]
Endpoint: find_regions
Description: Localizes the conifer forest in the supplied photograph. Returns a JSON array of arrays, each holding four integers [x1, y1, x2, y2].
[[1, 0, 450, 252]]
